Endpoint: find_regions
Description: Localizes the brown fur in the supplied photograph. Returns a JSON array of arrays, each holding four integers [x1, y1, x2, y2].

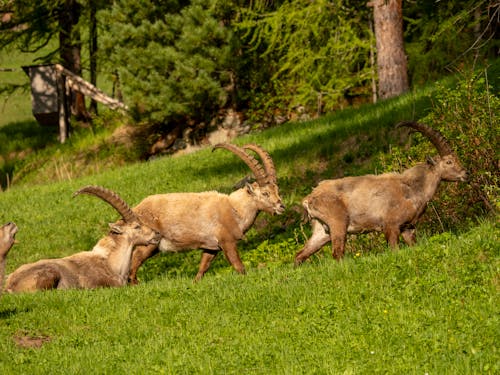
[[128, 144, 285, 282], [2, 186, 162, 293], [4, 222, 160, 293], [0, 222, 18, 296], [295, 137, 467, 265]]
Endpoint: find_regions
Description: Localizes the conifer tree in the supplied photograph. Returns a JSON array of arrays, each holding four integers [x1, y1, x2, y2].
[[237, 0, 372, 116], [99, 0, 235, 134]]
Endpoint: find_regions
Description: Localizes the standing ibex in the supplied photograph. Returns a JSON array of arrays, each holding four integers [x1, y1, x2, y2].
[[127, 143, 285, 282], [3, 186, 161, 293], [295, 121, 468, 265], [0, 222, 18, 296]]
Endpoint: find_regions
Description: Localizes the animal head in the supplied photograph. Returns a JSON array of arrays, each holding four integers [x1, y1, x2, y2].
[[74, 186, 161, 246], [213, 143, 286, 215], [245, 180, 285, 215], [0, 222, 18, 258], [397, 121, 468, 182], [108, 221, 161, 246]]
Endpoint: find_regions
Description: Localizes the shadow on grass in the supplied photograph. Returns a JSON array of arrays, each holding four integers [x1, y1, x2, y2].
[[0, 120, 59, 189], [0, 307, 31, 319], [0, 120, 58, 154]]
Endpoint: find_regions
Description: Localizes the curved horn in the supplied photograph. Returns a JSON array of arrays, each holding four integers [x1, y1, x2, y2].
[[73, 185, 137, 223], [396, 121, 453, 156], [243, 144, 277, 185], [213, 143, 267, 186]]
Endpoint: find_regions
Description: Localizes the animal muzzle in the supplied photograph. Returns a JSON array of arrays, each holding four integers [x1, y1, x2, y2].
[[274, 203, 286, 215], [459, 170, 469, 182], [150, 231, 162, 244], [5, 222, 18, 236]]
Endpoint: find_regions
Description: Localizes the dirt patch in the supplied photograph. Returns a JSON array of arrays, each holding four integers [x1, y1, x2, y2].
[[14, 333, 51, 349]]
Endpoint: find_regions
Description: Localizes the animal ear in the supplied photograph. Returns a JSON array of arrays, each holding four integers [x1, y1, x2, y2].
[[233, 175, 253, 189], [108, 223, 123, 234], [426, 156, 436, 166], [245, 182, 256, 195]]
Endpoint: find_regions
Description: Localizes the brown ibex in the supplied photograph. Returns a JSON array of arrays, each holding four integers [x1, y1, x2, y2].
[[127, 143, 285, 282], [3, 186, 161, 293], [0, 222, 18, 296], [295, 121, 468, 265]]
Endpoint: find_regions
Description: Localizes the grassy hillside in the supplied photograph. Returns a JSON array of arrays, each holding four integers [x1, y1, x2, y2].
[[0, 49, 498, 372], [0, 87, 438, 275], [0, 220, 497, 373]]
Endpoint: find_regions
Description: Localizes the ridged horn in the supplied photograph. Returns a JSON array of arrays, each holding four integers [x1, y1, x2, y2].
[[396, 121, 454, 156], [243, 144, 277, 185], [213, 143, 267, 186], [73, 185, 137, 223]]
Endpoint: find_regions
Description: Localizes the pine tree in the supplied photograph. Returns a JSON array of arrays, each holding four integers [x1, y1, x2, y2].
[[99, 0, 235, 134]]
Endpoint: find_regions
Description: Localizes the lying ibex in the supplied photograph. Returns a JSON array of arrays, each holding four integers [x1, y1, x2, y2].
[[0, 222, 18, 296], [295, 121, 468, 264], [128, 143, 285, 282], [3, 186, 161, 293]]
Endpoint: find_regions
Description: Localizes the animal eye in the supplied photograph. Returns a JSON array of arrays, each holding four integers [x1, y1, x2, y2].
[[263, 191, 270, 197], [446, 160, 453, 165]]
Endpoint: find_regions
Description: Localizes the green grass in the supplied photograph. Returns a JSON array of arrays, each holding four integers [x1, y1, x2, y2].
[[0, 48, 498, 373], [0, 220, 497, 374], [0, 87, 497, 372]]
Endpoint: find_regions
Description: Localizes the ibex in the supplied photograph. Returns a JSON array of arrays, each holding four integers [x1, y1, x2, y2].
[[295, 121, 468, 265], [3, 186, 161, 293], [0, 222, 18, 296], [127, 143, 285, 282]]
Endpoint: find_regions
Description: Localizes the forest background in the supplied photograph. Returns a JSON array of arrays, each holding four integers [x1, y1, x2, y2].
[[0, 0, 498, 163]]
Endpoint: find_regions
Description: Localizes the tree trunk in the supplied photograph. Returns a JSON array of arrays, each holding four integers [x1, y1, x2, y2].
[[89, 0, 98, 115], [59, 0, 90, 121], [371, 0, 408, 99]]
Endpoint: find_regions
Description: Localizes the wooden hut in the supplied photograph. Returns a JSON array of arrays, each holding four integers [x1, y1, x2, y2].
[[23, 64, 126, 143]]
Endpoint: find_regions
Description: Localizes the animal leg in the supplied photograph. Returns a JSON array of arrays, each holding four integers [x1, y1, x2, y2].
[[219, 240, 246, 276], [384, 225, 401, 248], [294, 220, 330, 265], [6, 266, 61, 293], [128, 244, 159, 284], [401, 227, 416, 246], [329, 226, 348, 260], [194, 250, 218, 282], [322, 214, 348, 261], [298, 196, 349, 263]]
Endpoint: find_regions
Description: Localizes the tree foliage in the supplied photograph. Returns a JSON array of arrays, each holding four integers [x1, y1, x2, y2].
[[404, 0, 499, 84], [1, 0, 498, 151], [99, 0, 236, 131], [0, 1, 60, 59], [237, 0, 373, 116]]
